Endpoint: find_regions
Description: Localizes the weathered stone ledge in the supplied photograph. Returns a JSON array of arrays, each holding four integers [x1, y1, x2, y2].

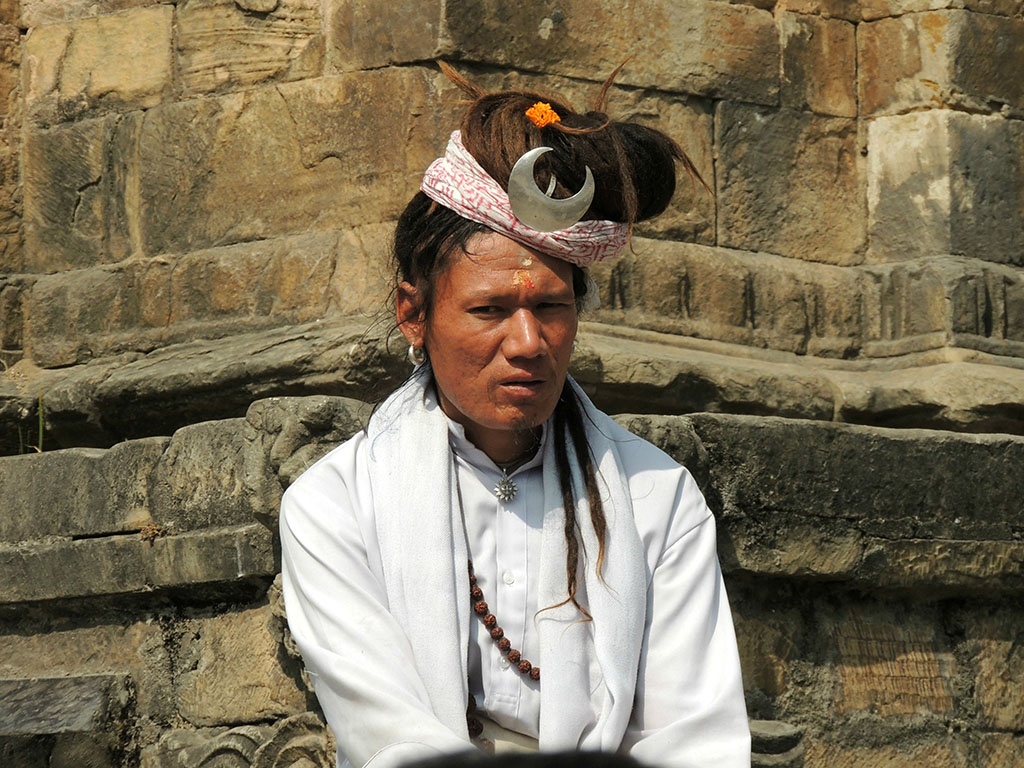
[[577, 323, 1024, 434], [2, 394, 1021, 610], [623, 412, 1024, 595], [0, 524, 274, 606], [10, 231, 1022, 370], [590, 242, 1024, 360], [3, 315, 1024, 457], [0, 674, 130, 736], [626, 412, 1024, 541]]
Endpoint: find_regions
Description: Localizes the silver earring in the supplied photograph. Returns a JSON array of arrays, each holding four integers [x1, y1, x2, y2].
[[571, 341, 577, 354], [408, 344, 426, 366]]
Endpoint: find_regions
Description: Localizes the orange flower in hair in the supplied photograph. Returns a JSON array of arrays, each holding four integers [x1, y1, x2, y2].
[[525, 102, 561, 128]]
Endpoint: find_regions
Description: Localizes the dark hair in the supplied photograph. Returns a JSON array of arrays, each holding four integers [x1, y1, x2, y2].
[[392, 62, 696, 617]]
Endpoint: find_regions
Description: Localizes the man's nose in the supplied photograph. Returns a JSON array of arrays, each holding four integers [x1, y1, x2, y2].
[[504, 310, 545, 359]]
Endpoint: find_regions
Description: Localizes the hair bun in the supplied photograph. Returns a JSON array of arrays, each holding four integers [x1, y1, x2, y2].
[[445, 65, 701, 227]]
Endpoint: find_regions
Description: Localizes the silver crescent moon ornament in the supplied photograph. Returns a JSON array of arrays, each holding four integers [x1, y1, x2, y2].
[[507, 146, 595, 232]]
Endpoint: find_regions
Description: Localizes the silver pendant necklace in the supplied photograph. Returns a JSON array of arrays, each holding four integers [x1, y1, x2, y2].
[[494, 470, 517, 502], [454, 429, 539, 504], [492, 442, 538, 503]]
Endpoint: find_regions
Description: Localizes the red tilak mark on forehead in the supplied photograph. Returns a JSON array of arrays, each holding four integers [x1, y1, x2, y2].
[[512, 270, 535, 290]]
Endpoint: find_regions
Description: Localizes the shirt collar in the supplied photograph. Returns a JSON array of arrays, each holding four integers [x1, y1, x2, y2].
[[444, 416, 548, 477]]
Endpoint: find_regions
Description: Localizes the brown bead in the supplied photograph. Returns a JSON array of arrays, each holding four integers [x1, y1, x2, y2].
[[490, 626, 504, 640], [497, 638, 511, 652], [474, 600, 488, 615], [530, 667, 540, 681], [483, 613, 497, 628], [507, 649, 521, 664], [518, 660, 532, 674], [467, 716, 483, 738], [471, 586, 483, 601]]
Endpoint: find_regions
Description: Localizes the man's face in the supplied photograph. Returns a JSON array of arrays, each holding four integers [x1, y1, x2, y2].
[[398, 232, 578, 459]]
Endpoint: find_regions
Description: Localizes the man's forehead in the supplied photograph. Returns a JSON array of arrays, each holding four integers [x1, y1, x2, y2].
[[461, 233, 538, 263]]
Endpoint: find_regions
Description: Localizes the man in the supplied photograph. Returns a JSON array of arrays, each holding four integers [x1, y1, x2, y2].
[[280, 65, 751, 767]]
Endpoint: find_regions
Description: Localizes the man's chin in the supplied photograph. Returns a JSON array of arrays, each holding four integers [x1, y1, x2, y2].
[[501, 399, 559, 430]]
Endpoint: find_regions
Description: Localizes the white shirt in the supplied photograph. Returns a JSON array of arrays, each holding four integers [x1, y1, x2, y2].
[[449, 416, 547, 738], [280, 410, 751, 767]]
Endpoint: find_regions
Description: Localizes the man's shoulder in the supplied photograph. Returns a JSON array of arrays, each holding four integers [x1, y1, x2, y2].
[[597, 414, 686, 479], [599, 413, 713, 542], [282, 429, 370, 505]]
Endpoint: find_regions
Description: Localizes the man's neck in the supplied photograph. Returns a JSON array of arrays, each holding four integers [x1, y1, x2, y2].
[[464, 424, 541, 465]]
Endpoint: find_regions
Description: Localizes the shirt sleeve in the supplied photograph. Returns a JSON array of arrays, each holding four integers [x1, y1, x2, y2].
[[279, 445, 473, 768], [621, 471, 752, 767]]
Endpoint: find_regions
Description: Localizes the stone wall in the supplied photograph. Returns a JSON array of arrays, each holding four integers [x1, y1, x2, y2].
[[1, 1, 1023, 767], [0, 0, 1022, 452], [1, 397, 1022, 766]]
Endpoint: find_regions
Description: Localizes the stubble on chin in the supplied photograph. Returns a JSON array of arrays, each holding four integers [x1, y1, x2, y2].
[[504, 399, 558, 450]]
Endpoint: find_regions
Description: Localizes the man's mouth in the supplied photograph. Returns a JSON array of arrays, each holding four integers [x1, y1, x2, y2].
[[500, 376, 545, 391]]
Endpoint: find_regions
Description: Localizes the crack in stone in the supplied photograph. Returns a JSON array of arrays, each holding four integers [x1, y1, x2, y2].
[[70, 176, 101, 228]]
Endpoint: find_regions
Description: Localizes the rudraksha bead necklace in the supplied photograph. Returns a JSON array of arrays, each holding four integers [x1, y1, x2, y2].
[[468, 560, 540, 680], [451, 451, 540, 682]]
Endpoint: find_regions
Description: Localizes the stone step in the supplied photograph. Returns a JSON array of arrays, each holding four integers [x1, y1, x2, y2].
[[622, 412, 1024, 596], [0, 523, 273, 606], [0, 438, 167, 542], [0, 675, 131, 768], [9, 233, 1024, 372], [589, 241, 1024, 361], [3, 393, 1020, 607], [0, 675, 130, 737], [2, 316, 1023, 457]]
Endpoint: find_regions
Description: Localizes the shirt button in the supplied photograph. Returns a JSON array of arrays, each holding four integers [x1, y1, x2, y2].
[[502, 571, 515, 585], [500, 657, 511, 669]]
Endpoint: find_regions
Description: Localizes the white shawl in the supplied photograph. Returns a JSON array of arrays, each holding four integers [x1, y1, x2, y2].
[[365, 369, 647, 750]]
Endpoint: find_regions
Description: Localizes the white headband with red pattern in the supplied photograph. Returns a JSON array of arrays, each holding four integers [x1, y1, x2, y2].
[[420, 131, 628, 267]]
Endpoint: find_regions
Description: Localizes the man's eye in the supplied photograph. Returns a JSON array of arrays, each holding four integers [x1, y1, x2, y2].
[[469, 306, 502, 315]]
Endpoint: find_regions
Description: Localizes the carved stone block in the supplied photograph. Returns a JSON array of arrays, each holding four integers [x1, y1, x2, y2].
[[779, 12, 856, 117], [141, 713, 333, 768], [23, 6, 172, 125], [0, 674, 131, 735], [176, 604, 309, 727], [867, 110, 1024, 265], [22, 113, 135, 272], [329, 0, 779, 106], [24, 232, 339, 367], [970, 610, 1024, 730], [0, 436, 167, 541], [177, 0, 323, 95], [715, 102, 865, 265], [859, 11, 1024, 117], [833, 616, 955, 716], [134, 69, 442, 257]]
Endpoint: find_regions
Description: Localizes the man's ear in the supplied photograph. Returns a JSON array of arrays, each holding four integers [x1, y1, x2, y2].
[[396, 281, 425, 348]]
